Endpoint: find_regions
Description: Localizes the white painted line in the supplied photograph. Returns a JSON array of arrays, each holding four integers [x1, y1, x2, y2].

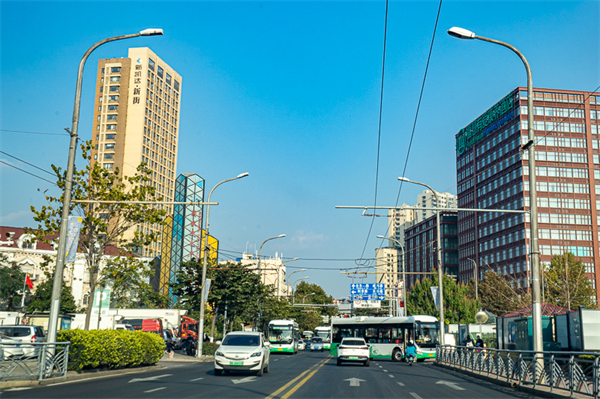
[[144, 387, 167, 393], [397, 382, 405, 387], [383, 369, 388, 373], [46, 368, 152, 387], [6, 388, 32, 391], [129, 374, 172, 383], [378, 365, 383, 368], [389, 374, 395, 378], [190, 377, 204, 381], [410, 392, 423, 399]]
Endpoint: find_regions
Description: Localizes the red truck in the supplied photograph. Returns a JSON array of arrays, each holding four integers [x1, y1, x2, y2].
[[141, 318, 164, 336]]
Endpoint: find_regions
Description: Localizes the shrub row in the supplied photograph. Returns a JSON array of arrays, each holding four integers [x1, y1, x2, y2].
[[58, 329, 165, 371], [202, 342, 219, 356]]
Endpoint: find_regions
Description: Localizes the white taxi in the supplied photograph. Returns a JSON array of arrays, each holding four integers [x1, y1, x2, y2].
[[336, 337, 370, 367], [214, 331, 271, 376]]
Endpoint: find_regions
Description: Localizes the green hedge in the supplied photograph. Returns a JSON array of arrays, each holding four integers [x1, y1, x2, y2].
[[58, 329, 165, 371], [202, 342, 219, 356]]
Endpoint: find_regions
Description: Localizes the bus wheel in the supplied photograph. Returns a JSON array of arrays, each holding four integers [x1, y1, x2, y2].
[[392, 349, 403, 362]]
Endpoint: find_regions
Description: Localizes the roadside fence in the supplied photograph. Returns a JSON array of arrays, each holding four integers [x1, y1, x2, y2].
[[0, 342, 70, 382], [436, 345, 600, 398]]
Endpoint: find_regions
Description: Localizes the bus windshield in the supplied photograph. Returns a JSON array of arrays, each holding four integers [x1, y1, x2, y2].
[[314, 330, 330, 342], [268, 325, 294, 344], [415, 321, 439, 347]]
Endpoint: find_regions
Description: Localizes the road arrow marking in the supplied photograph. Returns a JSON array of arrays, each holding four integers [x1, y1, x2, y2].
[[436, 380, 465, 390], [397, 382, 405, 387], [129, 374, 172, 383], [232, 376, 257, 385], [344, 378, 366, 387]]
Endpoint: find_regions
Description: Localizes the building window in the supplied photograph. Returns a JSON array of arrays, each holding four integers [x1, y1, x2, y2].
[[109, 95, 119, 101], [104, 153, 114, 160], [107, 115, 117, 121], [106, 124, 116, 130], [106, 134, 116, 140], [157, 65, 164, 79], [109, 86, 119, 92], [174, 80, 180, 92], [105, 143, 115, 150], [108, 105, 118, 111], [111, 67, 121, 73], [166, 73, 172, 85], [110, 76, 120, 82], [103, 163, 113, 169], [148, 58, 155, 71]]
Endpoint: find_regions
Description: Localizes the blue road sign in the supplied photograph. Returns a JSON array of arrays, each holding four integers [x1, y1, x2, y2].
[[349, 283, 385, 300]]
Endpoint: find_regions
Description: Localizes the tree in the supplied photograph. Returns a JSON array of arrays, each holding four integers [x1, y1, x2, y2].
[[292, 281, 335, 332], [406, 272, 479, 324], [470, 270, 531, 316], [27, 272, 79, 313], [0, 254, 26, 310], [544, 252, 596, 310], [30, 140, 166, 330]]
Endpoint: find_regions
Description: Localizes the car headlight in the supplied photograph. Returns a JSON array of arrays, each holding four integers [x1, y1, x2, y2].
[[215, 351, 224, 356], [250, 352, 262, 357]]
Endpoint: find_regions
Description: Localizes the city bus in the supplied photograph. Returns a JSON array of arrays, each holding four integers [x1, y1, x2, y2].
[[267, 319, 299, 354], [330, 315, 440, 361], [313, 326, 331, 350]]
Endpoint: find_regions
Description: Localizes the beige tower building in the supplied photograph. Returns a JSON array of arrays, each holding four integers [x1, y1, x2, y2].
[[90, 48, 182, 257]]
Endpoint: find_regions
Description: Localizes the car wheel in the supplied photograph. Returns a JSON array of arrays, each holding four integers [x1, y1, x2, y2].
[[257, 363, 264, 377], [264, 362, 269, 374], [392, 349, 403, 362], [337, 359, 342, 366], [364, 359, 370, 367], [214, 369, 222, 376]]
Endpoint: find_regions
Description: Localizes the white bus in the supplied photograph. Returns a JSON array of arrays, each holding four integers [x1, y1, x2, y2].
[[313, 326, 331, 350], [330, 315, 440, 361], [267, 319, 299, 354]]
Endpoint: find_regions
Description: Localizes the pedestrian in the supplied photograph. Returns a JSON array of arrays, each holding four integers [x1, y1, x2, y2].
[[475, 335, 484, 352], [465, 336, 473, 347]]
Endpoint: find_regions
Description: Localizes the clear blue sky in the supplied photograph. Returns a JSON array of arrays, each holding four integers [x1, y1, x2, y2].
[[1, 1, 598, 299]]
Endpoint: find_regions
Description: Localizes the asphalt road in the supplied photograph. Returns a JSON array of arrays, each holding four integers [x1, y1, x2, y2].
[[1, 350, 542, 399]]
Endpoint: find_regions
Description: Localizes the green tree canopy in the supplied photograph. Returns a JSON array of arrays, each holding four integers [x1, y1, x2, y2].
[[470, 270, 530, 316], [27, 273, 79, 314], [0, 254, 26, 310], [29, 140, 166, 329], [406, 272, 479, 324], [544, 252, 596, 310], [291, 281, 335, 332]]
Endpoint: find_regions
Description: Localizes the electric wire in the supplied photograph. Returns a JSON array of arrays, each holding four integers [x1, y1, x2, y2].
[[0, 150, 56, 177], [0, 128, 69, 136], [0, 160, 57, 185]]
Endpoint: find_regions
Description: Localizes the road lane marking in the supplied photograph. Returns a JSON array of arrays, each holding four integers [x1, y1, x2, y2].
[[436, 380, 465, 390], [129, 374, 172, 383], [410, 393, 423, 399], [383, 369, 388, 373], [378, 365, 383, 368], [281, 361, 327, 399], [6, 388, 32, 391], [397, 382, 405, 387], [344, 378, 366, 387], [144, 387, 167, 393], [232, 376, 257, 385], [266, 356, 330, 399], [190, 377, 204, 382], [388, 374, 395, 378]]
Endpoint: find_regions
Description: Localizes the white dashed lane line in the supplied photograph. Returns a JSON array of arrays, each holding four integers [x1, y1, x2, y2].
[[190, 377, 204, 382], [410, 392, 423, 399], [144, 387, 167, 393]]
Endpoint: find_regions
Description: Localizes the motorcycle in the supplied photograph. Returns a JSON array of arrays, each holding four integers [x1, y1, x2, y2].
[[406, 353, 416, 366], [186, 338, 198, 356]]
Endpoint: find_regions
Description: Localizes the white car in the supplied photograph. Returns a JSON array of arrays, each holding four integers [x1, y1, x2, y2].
[[0, 331, 25, 359], [0, 326, 46, 358], [298, 340, 306, 351], [337, 337, 370, 367], [214, 331, 270, 376]]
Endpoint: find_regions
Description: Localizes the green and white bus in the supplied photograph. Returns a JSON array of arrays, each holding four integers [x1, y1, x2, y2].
[[330, 315, 439, 361], [313, 326, 331, 350], [267, 319, 299, 354]]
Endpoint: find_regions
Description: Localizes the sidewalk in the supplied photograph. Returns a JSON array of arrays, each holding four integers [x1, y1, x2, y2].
[[160, 350, 214, 363]]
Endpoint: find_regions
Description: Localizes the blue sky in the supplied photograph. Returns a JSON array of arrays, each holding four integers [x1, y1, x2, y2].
[[1, 1, 598, 299]]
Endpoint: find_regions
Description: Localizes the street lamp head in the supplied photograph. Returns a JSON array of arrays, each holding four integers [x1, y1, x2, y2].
[[447, 27, 475, 39], [397, 177, 410, 182], [237, 172, 250, 179], [140, 28, 164, 36], [277, 234, 286, 238], [299, 269, 307, 272], [376, 235, 387, 239]]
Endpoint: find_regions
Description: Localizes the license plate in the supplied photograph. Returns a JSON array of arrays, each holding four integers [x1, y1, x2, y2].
[[230, 361, 243, 366], [277, 348, 283, 351], [349, 356, 358, 360]]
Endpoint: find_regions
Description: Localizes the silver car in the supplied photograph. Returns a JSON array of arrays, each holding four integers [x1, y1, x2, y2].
[[214, 332, 270, 376], [0, 331, 25, 359], [0, 326, 46, 357]]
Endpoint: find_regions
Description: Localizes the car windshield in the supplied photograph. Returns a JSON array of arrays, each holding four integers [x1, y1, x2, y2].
[[342, 339, 365, 346], [222, 335, 260, 347], [311, 338, 322, 343]]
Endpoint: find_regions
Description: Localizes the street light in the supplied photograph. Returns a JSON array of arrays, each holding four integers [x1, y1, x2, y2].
[[447, 26, 542, 354], [467, 258, 478, 300], [278, 258, 299, 298], [286, 269, 306, 297], [302, 292, 316, 304], [398, 176, 445, 345], [257, 234, 286, 284], [198, 172, 249, 358], [46, 28, 164, 346], [377, 235, 406, 316], [292, 277, 309, 305]]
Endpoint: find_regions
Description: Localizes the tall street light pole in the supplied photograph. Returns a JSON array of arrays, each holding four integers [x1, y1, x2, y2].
[[47, 29, 164, 346], [302, 292, 316, 304], [398, 177, 444, 344], [197, 172, 249, 358], [467, 258, 478, 300], [286, 269, 306, 298], [291, 277, 308, 305], [377, 235, 406, 316], [447, 26, 542, 354], [257, 234, 286, 284], [278, 258, 299, 298]]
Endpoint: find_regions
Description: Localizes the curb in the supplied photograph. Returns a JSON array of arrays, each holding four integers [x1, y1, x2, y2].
[[0, 364, 164, 389], [434, 362, 589, 399]]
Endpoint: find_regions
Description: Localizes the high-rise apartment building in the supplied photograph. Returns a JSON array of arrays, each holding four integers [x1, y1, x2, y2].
[[415, 191, 457, 224], [90, 48, 182, 258], [375, 247, 400, 299], [456, 87, 599, 300]]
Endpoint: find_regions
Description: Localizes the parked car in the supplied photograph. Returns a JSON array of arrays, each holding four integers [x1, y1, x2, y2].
[[114, 324, 135, 331], [337, 337, 370, 366], [214, 331, 270, 376], [310, 337, 324, 352], [0, 331, 25, 359], [0, 325, 46, 358]]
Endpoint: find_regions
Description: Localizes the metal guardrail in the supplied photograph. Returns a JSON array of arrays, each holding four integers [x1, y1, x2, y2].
[[436, 345, 600, 399], [0, 342, 70, 381]]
